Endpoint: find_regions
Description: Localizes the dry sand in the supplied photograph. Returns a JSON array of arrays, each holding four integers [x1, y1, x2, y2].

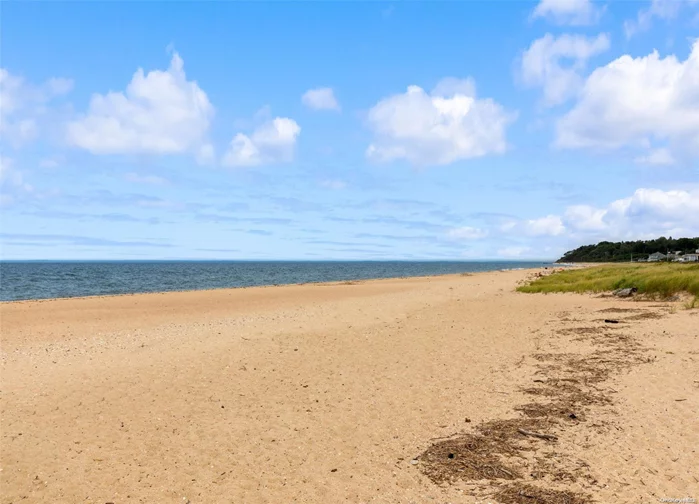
[[1, 269, 697, 503]]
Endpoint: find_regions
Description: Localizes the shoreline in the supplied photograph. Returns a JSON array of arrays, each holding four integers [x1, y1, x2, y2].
[[0, 265, 551, 304]]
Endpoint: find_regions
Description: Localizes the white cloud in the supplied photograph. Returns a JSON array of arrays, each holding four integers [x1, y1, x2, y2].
[[302, 87, 340, 111], [614, 188, 699, 220], [487, 187, 699, 257], [531, 0, 602, 25], [525, 215, 566, 236], [623, 0, 694, 39], [0, 69, 73, 146], [521, 33, 610, 106], [556, 41, 699, 161], [365, 78, 515, 166], [634, 148, 676, 166], [222, 117, 301, 167], [66, 52, 214, 156], [447, 226, 488, 240], [560, 188, 699, 239], [563, 205, 607, 231]]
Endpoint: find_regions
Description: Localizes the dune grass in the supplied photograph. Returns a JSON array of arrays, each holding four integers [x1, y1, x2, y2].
[[517, 263, 699, 303]]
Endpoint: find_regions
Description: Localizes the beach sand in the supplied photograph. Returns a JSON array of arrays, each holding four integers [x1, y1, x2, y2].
[[1, 269, 697, 503]]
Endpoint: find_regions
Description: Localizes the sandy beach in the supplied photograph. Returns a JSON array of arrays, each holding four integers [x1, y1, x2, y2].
[[1, 268, 697, 503]]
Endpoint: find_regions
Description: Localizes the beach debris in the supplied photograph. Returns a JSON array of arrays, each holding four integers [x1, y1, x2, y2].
[[330, 468, 338, 472], [410, 459, 419, 465], [418, 429, 521, 483], [417, 281, 654, 501], [613, 287, 638, 298], [517, 428, 558, 441], [495, 483, 590, 504]]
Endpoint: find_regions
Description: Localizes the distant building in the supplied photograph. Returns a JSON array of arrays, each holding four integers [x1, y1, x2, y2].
[[681, 253, 699, 262], [648, 252, 666, 262]]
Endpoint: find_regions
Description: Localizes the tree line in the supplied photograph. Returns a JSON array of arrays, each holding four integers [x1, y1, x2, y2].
[[557, 237, 699, 263]]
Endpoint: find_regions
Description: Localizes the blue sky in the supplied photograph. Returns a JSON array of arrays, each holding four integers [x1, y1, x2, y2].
[[1, 0, 698, 260]]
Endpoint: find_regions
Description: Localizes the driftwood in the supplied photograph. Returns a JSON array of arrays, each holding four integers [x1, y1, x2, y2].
[[517, 428, 558, 441]]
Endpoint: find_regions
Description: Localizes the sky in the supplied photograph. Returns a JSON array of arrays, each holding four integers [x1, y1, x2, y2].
[[1, 0, 698, 261]]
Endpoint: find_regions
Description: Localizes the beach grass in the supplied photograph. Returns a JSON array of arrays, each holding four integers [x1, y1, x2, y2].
[[517, 263, 699, 303]]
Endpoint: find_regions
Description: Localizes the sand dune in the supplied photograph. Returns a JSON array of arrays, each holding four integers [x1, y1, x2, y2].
[[1, 269, 697, 503]]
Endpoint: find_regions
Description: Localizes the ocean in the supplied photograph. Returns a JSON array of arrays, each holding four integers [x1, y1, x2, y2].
[[0, 260, 552, 302]]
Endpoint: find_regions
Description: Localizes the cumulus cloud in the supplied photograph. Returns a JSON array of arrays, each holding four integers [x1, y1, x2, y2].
[[556, 41, 699, 161], [66, 52, 214, 157], [365, 78, 515, 166], [561, 188, 699, 239], [487, 187, 699, 258], [525, 215, 566, 236], [521, 33, 610, 106], [447, 226, 488, 240], [563, 205, 607, 231], [531, 0, 602, 25], [302, 87, 340, 111], [222, 117, 301, 167], [0, 69, 73, 146]]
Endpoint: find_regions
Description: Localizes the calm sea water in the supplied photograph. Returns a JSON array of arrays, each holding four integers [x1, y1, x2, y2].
[[0, 261, 552, 302]]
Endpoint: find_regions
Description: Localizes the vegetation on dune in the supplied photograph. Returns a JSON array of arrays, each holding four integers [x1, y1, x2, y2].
[[518, 263, 699, 303], [557, 237, 699, 263]]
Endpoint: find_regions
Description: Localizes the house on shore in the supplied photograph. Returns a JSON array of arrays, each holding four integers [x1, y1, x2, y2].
[[647, 252, 667, 262], [680, 253, 699, 262]]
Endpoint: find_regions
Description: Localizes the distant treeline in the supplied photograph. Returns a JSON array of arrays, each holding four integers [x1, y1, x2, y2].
[[557, 237, 699, 263]]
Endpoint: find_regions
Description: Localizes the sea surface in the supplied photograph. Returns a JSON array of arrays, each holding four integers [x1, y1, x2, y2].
[[0, 261, 553, 302]]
